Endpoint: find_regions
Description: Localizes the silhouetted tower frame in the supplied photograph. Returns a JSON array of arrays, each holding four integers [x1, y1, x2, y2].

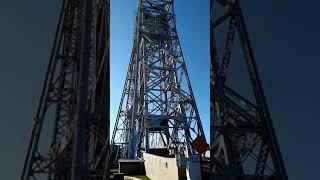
[[20, 0, 110, 179], [211, 0, 288, 179]]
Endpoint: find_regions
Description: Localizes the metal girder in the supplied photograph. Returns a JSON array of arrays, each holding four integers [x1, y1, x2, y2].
[[20, 0, 110, 179], [111, 0, 206, 162], [211, 0, 288, 179]]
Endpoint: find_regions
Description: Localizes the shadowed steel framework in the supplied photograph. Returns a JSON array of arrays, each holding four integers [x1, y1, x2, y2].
[[111, 0, 206, 161], [20, 0, 110, 179], [211, 0, 288, 179]]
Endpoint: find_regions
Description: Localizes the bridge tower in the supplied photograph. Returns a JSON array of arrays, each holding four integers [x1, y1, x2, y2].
[[111, 0, 206, 162], [211, 0, 288, 179], [20, 0, 110, 179]]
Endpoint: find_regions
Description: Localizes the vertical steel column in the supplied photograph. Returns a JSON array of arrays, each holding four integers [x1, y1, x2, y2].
[[71, 0, 92, 179], [128, 2, 142, 159]]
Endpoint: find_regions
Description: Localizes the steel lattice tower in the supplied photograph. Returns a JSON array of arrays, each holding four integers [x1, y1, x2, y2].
[[111, 0, 206, 161], [210, 0, 288, 179], [21, 0, 110, 179]]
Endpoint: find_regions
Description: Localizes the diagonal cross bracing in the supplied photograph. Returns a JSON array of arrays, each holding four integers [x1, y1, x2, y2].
[[111, 0, 206, 161]]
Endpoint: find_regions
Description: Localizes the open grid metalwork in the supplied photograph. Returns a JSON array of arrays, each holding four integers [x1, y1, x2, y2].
[[20, 0, 110, 179], [111, 0, 206, 161], [210, 0, 288, 179]]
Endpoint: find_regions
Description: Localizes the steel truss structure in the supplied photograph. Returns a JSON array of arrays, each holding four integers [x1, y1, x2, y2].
[[112, 0, 206, 161], [21, 0, 110, 179], [210, 0, 288, 179]]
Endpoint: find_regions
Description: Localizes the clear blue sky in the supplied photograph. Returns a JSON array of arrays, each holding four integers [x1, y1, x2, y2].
[[110, 0, 210, 142]]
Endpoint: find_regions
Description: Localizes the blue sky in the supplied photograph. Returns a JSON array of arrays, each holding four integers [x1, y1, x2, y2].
[[110, 0, 210, 142]]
